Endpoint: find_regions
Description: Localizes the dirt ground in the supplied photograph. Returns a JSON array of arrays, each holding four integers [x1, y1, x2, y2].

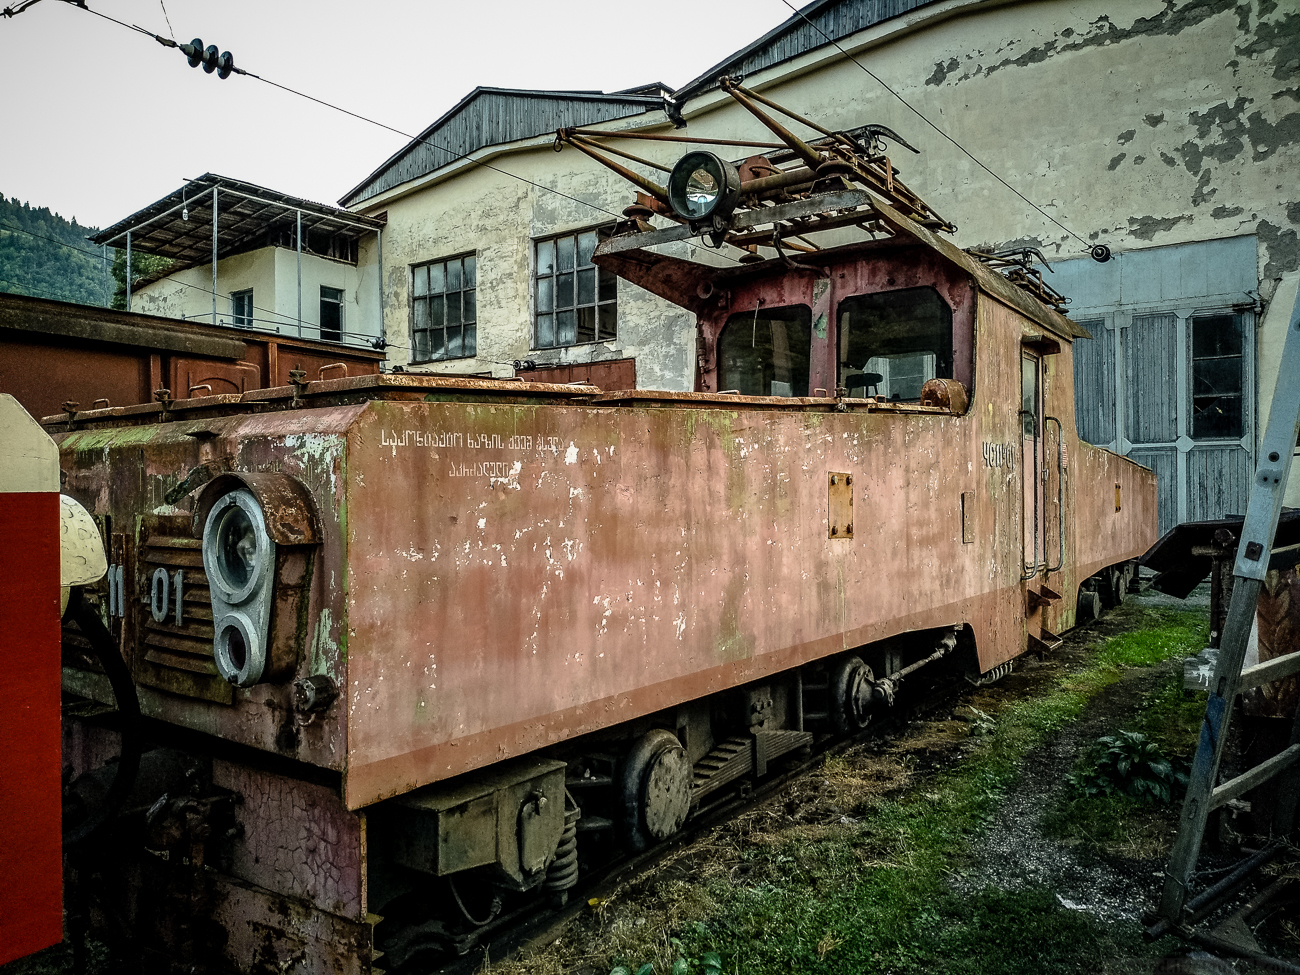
[[490, 589, 1298, 975]]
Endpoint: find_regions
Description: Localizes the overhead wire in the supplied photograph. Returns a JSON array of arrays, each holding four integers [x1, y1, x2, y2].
[[775, 0, 1094, 251], [6, 0, 765, 270]]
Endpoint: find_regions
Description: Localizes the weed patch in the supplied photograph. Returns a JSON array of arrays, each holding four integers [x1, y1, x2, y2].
[[488, 605, 1210, 975]]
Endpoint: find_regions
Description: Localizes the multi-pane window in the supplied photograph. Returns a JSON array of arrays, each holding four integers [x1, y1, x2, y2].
[[535, 229, 616, 349], [412, 255, 476, 361], [230, 289, 253, 328], [1190, 312, 1244, 439], [320, 286, 344, 342]]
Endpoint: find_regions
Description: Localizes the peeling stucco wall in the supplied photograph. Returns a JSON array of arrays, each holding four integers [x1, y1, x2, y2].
[[362, 136, 698, 391], [349, 0, 1297, 457]]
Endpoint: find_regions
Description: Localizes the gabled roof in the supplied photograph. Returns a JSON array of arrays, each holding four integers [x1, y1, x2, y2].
[[674, 0, 941, 100], [339, 87, 665, 208], [90, 174, 384, 271]]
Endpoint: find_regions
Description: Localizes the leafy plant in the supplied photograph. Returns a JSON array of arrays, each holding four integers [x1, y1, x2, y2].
[[1068, 730, 1187, 804], [610, 950, 722, 975]]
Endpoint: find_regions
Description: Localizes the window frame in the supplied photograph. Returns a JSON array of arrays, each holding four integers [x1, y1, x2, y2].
[[319, 285, 345, 343], [410, 253, 477, 363], [1189, 310, 1246, 441], [835, 285, 955, 403], [230, 289, 253, 329], [533, 228, 617, 350]]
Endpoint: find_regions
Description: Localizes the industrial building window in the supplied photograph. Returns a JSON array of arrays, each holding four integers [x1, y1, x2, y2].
[[320, 286, 344, 342], [412, 255, 476, 361], [534, 229, 616, 348], [837, 287, 953, 401], [230, 289, 253, 328], [1190, 312, 1244, 439], [716, 304, 812, 397]]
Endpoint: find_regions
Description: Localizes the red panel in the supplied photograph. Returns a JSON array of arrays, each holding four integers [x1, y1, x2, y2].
[[0, 492, 63, 964]]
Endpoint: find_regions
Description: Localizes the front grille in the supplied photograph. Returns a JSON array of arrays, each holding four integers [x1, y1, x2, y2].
[[137, 528, 232, 705]]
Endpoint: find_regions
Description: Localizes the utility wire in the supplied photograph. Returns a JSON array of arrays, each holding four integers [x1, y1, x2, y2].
[[157, 0, 174, 40], [0, 276, 88, 304], [6, 1, 760, 267], [0, 220, 108, 263], [776, 0, 1093, 251]]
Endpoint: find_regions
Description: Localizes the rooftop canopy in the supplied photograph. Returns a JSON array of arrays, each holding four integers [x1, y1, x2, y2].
[[90, 174, 386, 272]]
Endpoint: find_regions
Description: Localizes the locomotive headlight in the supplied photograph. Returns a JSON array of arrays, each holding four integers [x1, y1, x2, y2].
[[204, 489, 272, 603], [667, 151, 741, 223], [203, 489, 276, 686]]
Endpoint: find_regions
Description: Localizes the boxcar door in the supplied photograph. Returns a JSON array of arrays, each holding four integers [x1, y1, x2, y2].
[[1021, 353, 1045, 579]]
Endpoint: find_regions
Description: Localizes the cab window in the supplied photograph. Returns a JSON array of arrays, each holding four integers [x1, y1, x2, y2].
[[838, 287, 953, 401], [717, 304, 812, 397]]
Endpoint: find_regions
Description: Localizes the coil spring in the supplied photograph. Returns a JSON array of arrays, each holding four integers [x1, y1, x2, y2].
[[965, 661, 1013, 687], [542, 792, 580, 892]]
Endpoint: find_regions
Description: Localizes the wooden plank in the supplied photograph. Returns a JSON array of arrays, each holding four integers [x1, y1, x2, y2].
[[1210, 744, 1300, 810]]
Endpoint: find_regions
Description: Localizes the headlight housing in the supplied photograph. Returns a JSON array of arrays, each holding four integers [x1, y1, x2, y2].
[[203, 489, 276, 686], [667, 151, 741, 223]]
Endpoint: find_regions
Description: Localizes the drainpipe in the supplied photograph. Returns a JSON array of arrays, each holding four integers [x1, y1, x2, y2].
[[211, 187, 218, 326], [296, 210, 303, 339], [125, 231, 131, 313]]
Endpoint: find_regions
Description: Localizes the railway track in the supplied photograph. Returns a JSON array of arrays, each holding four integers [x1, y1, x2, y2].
[[416, 665, 980, 975]]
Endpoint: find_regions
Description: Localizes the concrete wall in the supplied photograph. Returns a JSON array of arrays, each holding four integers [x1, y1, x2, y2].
[[367, 140, 701, 390]]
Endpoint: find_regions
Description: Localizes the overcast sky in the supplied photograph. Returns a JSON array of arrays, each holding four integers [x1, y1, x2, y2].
[[0, 0, 797, 230]]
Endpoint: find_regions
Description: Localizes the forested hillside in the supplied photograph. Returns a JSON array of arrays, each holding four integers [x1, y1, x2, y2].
[[0, 194, 110, 306]]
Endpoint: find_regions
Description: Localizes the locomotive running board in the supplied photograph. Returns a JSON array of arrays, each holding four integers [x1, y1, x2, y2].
[[595, 190, 872, 256]]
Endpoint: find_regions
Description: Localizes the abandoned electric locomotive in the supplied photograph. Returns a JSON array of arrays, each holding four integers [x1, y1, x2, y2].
[[53, 89, 1157, 974]]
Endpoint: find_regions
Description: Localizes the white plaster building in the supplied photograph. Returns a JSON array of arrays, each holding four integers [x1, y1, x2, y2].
[[94, 175, 386, 351]]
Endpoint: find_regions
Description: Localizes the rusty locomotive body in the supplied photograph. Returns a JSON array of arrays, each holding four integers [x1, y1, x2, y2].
[[52, 105, 1157, 973]]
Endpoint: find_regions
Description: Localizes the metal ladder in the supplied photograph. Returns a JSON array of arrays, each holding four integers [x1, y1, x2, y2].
[[1149, 288, 1300, 952]]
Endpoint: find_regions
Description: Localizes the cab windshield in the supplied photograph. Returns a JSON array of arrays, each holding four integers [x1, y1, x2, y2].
[[716, 304, 812, 397], [838, 287, 953, 401]]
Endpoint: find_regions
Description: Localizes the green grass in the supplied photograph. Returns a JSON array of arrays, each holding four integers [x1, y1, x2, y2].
[[656, 608, 1209, 975]]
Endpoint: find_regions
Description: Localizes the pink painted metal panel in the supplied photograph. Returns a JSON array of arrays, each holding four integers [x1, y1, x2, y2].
[[54, 405, 365, 766]]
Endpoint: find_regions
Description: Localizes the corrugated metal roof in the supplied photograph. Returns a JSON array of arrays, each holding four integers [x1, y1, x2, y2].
[[674, 0, 942, 100], [339, 87, 664, 208], [91, 174, 384, 270]]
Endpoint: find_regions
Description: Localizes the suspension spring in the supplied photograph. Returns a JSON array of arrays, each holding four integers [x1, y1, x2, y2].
[[543, 792, 581, 892], [965, 661, 1013, 687]]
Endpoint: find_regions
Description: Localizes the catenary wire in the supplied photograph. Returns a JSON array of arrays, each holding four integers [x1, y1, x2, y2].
[[775, 0, 1093, 251], [12, 1, 761, 269]]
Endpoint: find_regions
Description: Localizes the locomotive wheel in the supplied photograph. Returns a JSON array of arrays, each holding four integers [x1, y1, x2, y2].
[[1077, 588, 1102, 622], [829, 656, 874, 734], [617, 729, 692, 853], [1100, 566, 1125, 609]]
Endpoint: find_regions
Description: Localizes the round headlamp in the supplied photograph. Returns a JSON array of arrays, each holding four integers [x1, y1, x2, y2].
[[203, 489, 272, 604], [213, 611, 265, 686], [667, 151, 741, 223]]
